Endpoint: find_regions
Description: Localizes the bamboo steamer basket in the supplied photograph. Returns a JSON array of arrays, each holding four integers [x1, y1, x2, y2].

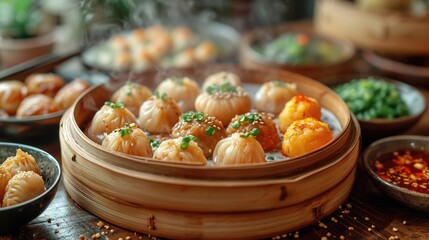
[[315, 0, 429, 55], [59, 65, 361, 239]]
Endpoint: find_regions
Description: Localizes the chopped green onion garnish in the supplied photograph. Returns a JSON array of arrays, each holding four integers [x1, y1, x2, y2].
[[239, 128, 260, 138], [171, 76, 184, 85], [266, 155, 275, 161], [180, 135, 198, 150], [273, 81, 286, 87], [181, 111, 205, 122], [104, 101, 124, 108], [232, 121, 240, 129], [154, 91, 167, 100], [205, 126, 216, 135], [149, 138, 160, 149], [206, 82, 237, 95]]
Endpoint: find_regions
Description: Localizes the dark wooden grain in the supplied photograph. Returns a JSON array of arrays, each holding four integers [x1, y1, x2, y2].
[[1, 21, 429, 240]]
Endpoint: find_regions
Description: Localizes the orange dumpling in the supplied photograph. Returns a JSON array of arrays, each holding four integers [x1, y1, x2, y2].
[[54, 79, 91, 109], [0, 80, 27, 116], [16, 94, 61, 118], [86, 102, 137, 144], [282, 118, 333, 158], [278, 93, 321, 133], [195, 82, 251, 126], [2, 171, 45, 207], [1, 148, 41, 177], [25, 73, 65, 97]]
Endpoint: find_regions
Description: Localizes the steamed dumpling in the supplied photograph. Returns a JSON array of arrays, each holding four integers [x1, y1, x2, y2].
[[226, 112, 280, 151], [0, 80, 27, 116], [278, 93, 321, 133], [1, 148, 41, 177], [171, 26, 195, 51], [102, 123, 152, 157], [171, 111, 227, 158], [25, 73, 65, 97], [194, 41, 217, 63], [2, 171, 45, 207], [16, 94, 61, 117], [0, 167, 11, 206], [195, 82, 251, 126], [202, 71, 241, 91], [282, 118, 333, 158], [86, 101, 137, 144], [54, 78, 91, 109], [156, 77, 200, 112], [213, 133, 265, 165], [111, 82, 152, 116], [139, 94, 181, 134], [254, 81, 298, 114], [153, 136, 207, 165]]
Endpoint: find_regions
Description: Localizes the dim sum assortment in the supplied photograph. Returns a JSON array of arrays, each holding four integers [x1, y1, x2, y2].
[[84, 71, 338, 166], [0, 149, 45, 207]]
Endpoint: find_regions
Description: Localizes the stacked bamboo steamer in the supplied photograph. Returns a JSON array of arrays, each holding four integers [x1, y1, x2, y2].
[[59, 65, 361, 239]]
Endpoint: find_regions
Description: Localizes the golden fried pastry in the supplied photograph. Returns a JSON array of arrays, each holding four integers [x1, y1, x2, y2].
[[282, 118, 333, 158], [278, 93, 321, 133], [227, 112, 279, 151], [171, 111, 227, 158]]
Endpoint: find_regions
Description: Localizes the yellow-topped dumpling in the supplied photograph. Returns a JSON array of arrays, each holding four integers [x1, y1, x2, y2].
[[111, 82, 152, 117], [254, 81, 298, 115], [102, 123, 152, 158], [156, 77, 200, 113], [139, 93, 182, 134], [202, 71, 241, 91], [226, 112, 279, 151], [171, 111, 227, 158], [86, 101, 137, 144], [195, 82, 251, 126], [213, 132, 265, 165], [153, 136, 207, 165], [282, 118, 333, 158], [1, 148, 41, 177], [278, 93, 321, 133]]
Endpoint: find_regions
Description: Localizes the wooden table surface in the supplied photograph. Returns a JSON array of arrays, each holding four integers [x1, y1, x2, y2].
[[1, 23, 429, 240]]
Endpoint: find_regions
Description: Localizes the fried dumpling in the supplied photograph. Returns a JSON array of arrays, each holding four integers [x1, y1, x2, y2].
[[171, 111, 227, 158], [156, 77, 200, 112], [153, 136, 207, 165], [86, 101, 137, 144], [102, 123, 152, 158], [54, 78, 91, 109], [254, 81, 298, 115], [213, 132, 265, 165], [111, 82, 152, 116], [282, 118, 333, 158], [195, 82, 251, 126], [2, 171, 45, 207], [202, 71, 241, 91], [226, 112, 280, 151], [278, 93, 321, 133], [0, 167, 12, 206], [0, 80, 27, 116], [16, 94, 61, 118], [1, 148, 41, 177], [139, 94, 181, 134], [25, 73, 65, 97]]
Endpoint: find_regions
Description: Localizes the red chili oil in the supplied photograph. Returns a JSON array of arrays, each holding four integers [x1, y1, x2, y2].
[[373, 150, 429, 194]]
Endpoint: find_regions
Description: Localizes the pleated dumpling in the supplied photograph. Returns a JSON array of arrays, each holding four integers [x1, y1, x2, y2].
[[153, 136, 207, 165], [1, 148, 41, 177], [195, 82, 251, 126], [54, 78, 91, 109], [156, 76, 200, 112], [16, 94, 61, 118], [86, 101, 137, 144], [2, 171, 45, 207], [25, 73, 65, 97], [110, 82, 152, 117], [0, 167, 11, 206], [202, 71, 241, 91], [254, 81, 298, 115], [101, 123, 152, 158], [213, 132, 265, 165], [0, 80, 27, 116], [139, 94, 181, 134]]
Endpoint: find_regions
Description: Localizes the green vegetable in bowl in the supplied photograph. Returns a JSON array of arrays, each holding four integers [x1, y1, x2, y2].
[[254, 33, 343, 65], [333, 77, 409, 120]]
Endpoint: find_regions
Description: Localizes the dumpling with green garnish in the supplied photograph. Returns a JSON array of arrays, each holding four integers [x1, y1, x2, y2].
[[156, 77, 199, 113], [153, 136, 207, 165], [111, 81, 152, 117]]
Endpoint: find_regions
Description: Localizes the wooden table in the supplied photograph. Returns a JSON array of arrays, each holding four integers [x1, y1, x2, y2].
[[1, 25, 429, 240]]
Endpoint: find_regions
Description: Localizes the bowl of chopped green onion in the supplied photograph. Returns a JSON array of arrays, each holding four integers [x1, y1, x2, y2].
[[330, 76, 426, 139]]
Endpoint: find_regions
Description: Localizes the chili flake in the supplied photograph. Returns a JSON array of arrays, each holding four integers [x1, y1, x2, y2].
[[374, 150, 429, 194]]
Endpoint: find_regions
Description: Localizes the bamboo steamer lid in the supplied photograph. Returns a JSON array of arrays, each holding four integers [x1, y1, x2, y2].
[[315, 0, 429, 55], [59, 65, 361, 239]]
